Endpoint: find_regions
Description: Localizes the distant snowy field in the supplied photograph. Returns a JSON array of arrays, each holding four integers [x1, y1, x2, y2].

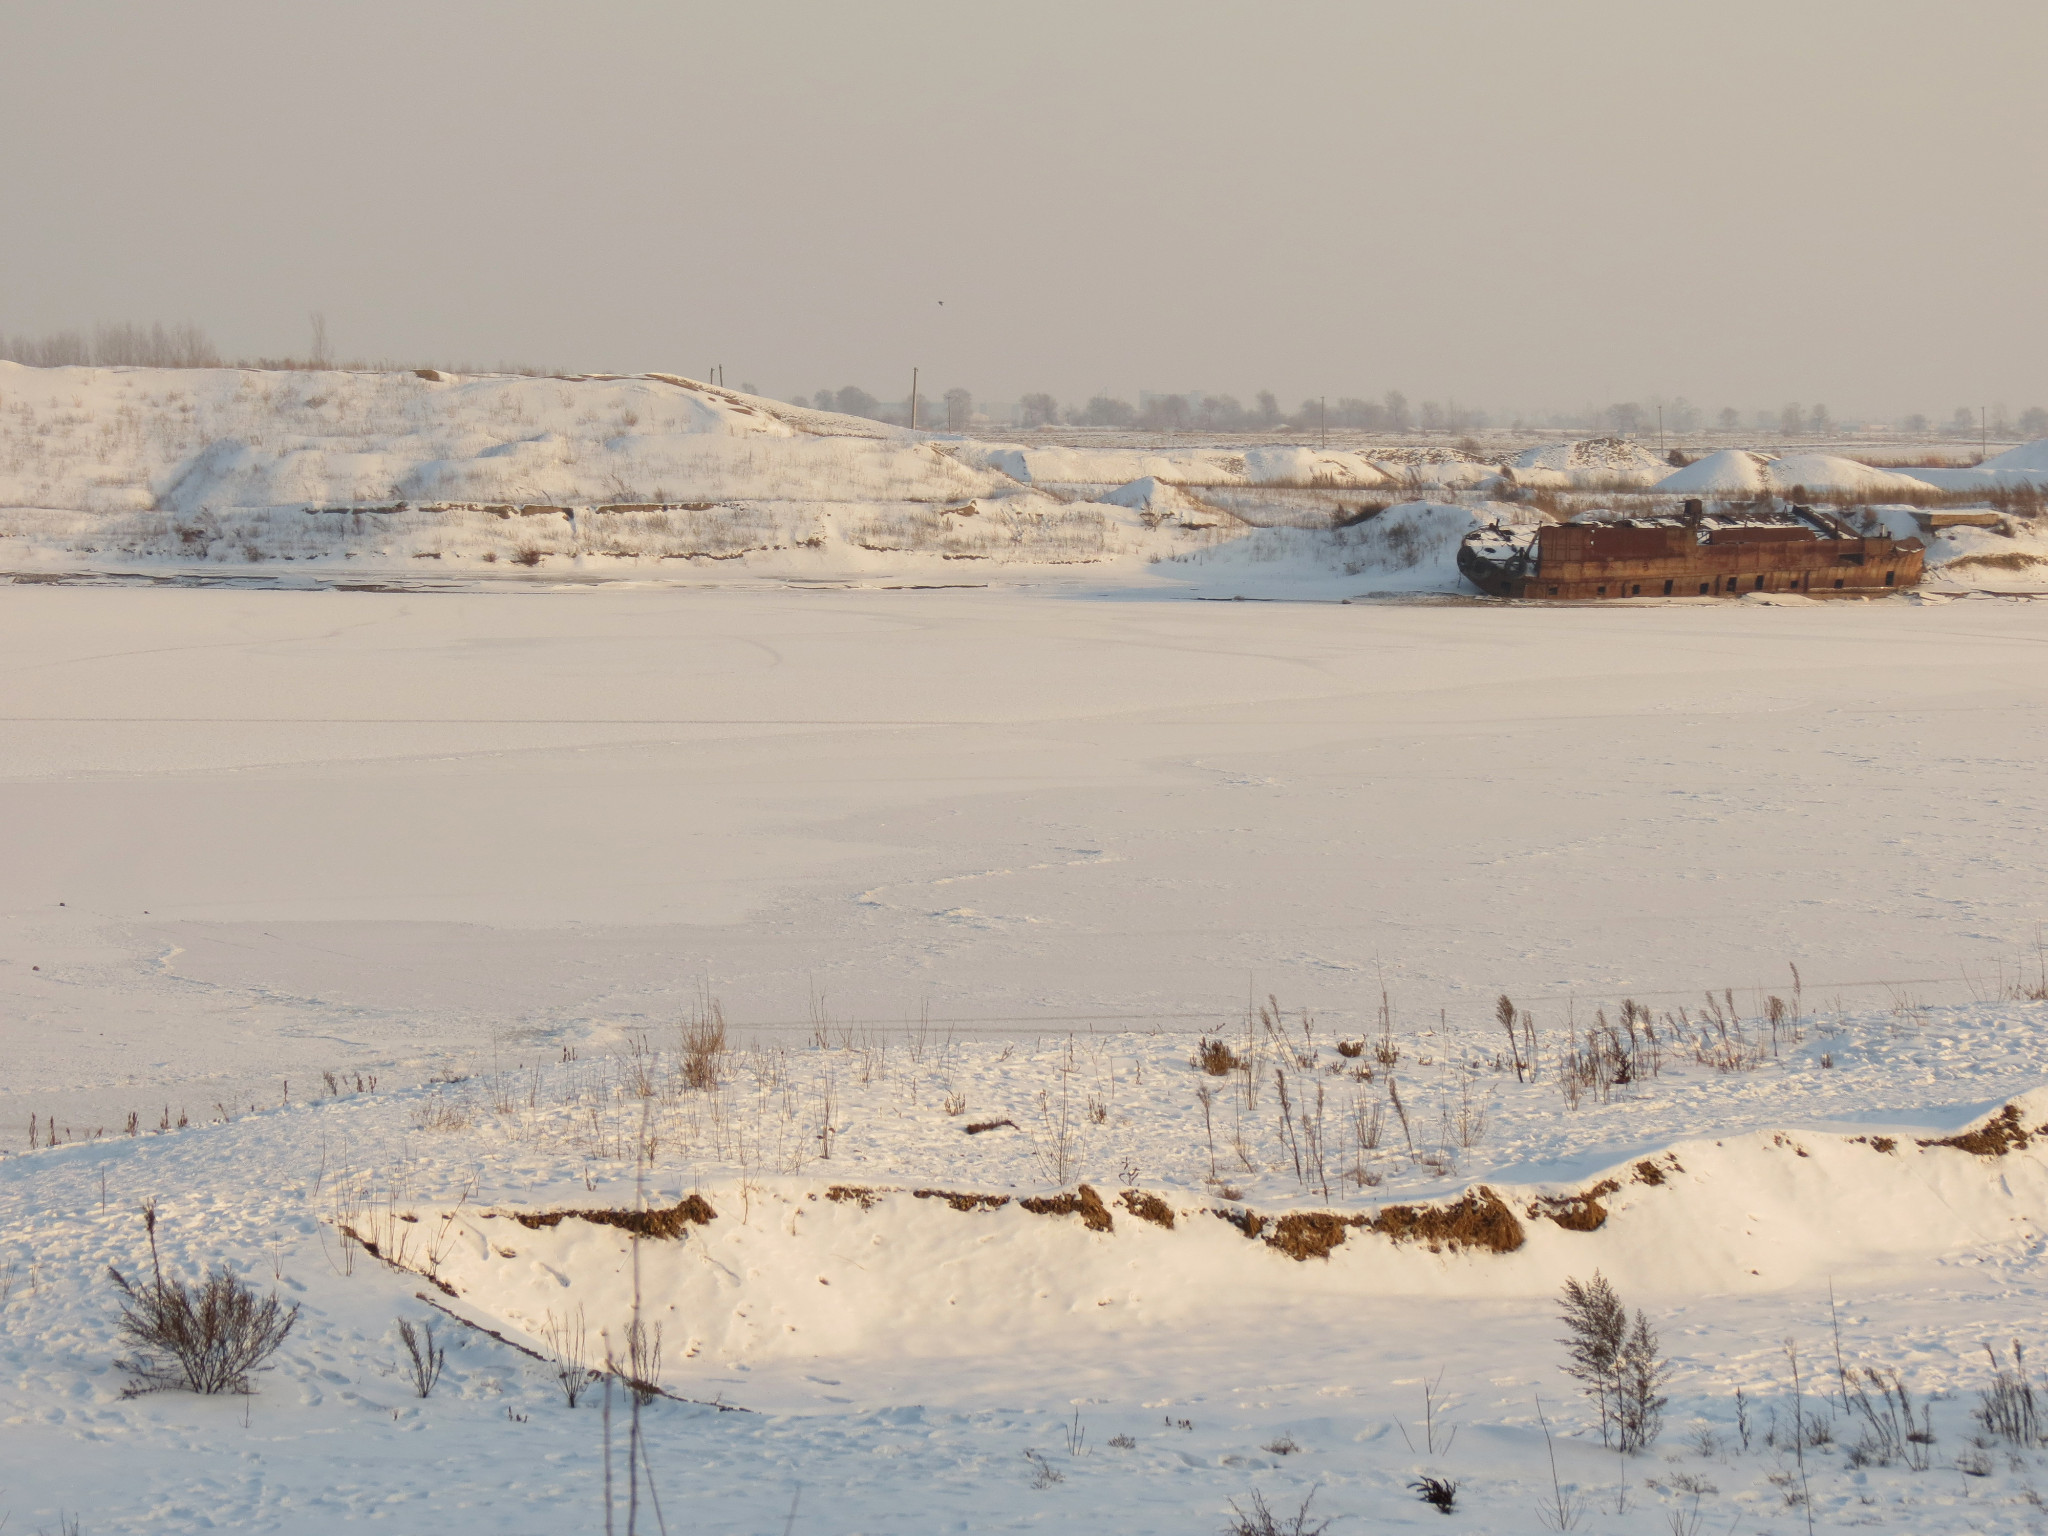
[[5, 581, 2048, 1532]]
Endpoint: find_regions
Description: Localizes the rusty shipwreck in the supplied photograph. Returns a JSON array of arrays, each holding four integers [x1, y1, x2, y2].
[[1458, 501, 1924, 600]]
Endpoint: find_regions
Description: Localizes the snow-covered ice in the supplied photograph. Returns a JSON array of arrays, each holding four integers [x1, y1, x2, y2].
[[5, 579, 2048, 1532]]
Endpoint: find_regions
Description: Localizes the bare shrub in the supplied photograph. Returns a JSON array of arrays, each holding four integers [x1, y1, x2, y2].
[[1844, 1364, 1934, 1469], [610, 1316, 663, 1405], [541, 1307, 594, 1406], [397, 1318, 445, 1397], [1193, 1037, 1245, 1075], [1615, 1310, 1672, 1453], [107, 1202, 299, 1395], [1023, 1448, 1064, 1488], [1225, 1487, 1332, 1535], [1560, 1271, 1670, 1451], [1976, 1340, 2040, 1445]]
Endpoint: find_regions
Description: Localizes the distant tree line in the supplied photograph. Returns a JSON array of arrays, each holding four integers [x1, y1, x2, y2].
[[1, 321, 221, 368], [806, 385, 1500, 435], [802, 385, 973, 431]]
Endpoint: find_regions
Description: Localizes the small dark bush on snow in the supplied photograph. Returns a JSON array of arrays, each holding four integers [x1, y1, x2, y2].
[[107, 1201, 299, 1396]]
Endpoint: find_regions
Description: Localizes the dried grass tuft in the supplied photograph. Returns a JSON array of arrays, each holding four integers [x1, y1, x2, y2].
[[1193, 1037, 1247, 1075]]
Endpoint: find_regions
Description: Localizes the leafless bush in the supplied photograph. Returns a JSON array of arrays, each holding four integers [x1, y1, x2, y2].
[[1225, 1487, 1332, 1536], [107, 1202, 299, 1395], [1023, 1448, 1064, 1488], [1263, 1434, 1300, 1455], [541, 1307, 595, 1406], [1976, 1340, 2039, 1446], [1559, 1272, 1668, 1452], [1557, 1001, 1663, 1107], [1193, 1037, 1244, 1075], [397, 1318, 445, 1397], [1844, 1364, 1935, 1469], [609, 1317, 663, 1406]]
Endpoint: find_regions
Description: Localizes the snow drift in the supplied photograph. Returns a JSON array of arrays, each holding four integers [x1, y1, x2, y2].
[[387, 1095, 2048, 1378]]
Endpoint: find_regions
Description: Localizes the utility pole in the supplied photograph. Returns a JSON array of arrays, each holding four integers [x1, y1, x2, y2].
[[910, 368, 919, 431]]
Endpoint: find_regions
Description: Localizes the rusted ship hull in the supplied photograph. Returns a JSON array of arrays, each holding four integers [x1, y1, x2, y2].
[[1459, 508, 1924, 600]]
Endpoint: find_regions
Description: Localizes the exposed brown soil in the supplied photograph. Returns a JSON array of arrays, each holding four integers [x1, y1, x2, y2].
[[824, 1185, 892, 1209], [1370, 1187, 1525, 1254], [1529, 1179, 1621, 1232], [1119, 1190, 1176, 1229], [914, 1189, 1011, 1212], [1212, 1205, 1265, 1240], [1265, 1211, 1364, 1261], [1921, 1102, 2044, 1157], [1020, 1183, 1114, 1232], [509, 1194, 716, 1239]]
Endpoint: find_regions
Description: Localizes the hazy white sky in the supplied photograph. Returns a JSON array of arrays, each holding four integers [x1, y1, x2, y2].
[[2, 1, 2042, 418]]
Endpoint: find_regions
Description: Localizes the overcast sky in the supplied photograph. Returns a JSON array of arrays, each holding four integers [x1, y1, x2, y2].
[[2, 1, 2042, 419]]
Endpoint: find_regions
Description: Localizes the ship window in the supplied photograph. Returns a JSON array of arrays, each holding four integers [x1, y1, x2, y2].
[[1663, 579, 1673, 595], [1699, 582, 1710, 594], [1884, 571, 1895, 585], [1596, 585, 1606, 595], [1631, 584, 1641, 596], [1754, 575, 1765, 589], [1833, 578, 1844, 588]]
